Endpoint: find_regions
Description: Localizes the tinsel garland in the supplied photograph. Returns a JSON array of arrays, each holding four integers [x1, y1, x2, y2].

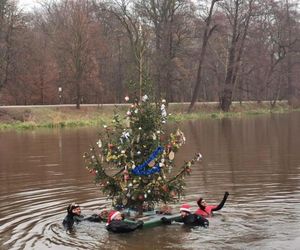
[[132, 146, 164, 176]]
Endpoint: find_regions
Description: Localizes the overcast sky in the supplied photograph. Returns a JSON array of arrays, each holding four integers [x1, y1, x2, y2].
[[18, 0, 42, 11]]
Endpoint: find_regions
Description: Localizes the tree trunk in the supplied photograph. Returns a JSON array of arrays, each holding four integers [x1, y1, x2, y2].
[[188, 0, 218, 113], [286, 0, 295, 105], [220, 0, 239, 112], [220, 37, 236, 111], [76, 79, 81, 109]]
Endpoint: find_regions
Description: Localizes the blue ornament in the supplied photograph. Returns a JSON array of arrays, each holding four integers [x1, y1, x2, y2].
[[132, 146, 164, 176]]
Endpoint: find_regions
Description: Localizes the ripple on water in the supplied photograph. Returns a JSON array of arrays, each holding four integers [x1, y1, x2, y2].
[[0, 184, 106, 250], [1, 113, 300, 249]]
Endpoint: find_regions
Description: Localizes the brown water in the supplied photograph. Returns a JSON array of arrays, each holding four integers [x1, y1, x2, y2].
[[1, 112, 300, 250]]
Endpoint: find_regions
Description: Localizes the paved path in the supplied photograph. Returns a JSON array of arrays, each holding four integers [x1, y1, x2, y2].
[[0, 101, 284, 109]]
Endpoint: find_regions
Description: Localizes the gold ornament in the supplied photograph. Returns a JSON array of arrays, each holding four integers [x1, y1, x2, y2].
[[169, 151, 175, 160]]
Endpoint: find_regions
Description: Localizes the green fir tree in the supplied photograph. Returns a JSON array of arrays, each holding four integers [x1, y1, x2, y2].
[[84, 95, 201, 215]]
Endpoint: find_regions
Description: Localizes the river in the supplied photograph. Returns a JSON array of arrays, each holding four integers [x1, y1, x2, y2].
[[1, 112, 300, 250]]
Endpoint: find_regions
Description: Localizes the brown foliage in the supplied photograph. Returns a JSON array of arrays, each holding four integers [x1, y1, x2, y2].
[[0, 0, 299, 107]]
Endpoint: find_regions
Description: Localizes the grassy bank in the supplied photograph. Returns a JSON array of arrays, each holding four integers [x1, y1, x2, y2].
[[0, 101, 298, 130]]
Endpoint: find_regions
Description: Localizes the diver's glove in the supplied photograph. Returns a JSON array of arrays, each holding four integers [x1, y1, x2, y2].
[[137, 220, 144, 229], [161, 217, 171, 225]]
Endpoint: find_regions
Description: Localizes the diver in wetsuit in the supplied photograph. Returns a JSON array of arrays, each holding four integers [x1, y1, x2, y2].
[[62, 203, 103, 231], [161, 204, 209, 228], [106, 210, 143, 233], [195, 192, 229, 217]]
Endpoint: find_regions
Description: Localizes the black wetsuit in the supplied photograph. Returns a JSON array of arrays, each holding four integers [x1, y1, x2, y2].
[[63, 213, 102, 231], [106, 220, 143, 233], [161, 213, 209, 228]]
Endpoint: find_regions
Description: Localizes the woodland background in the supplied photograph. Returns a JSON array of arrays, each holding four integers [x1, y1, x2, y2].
[[0, 0, 299, 111]]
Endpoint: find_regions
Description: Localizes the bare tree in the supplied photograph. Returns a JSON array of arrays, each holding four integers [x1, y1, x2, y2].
[[106, 0, 149, 99], [284, 0, 298, 105], [219, 0, 255, 112], [0, 0, 300, 106], [246, 0, 297, 106], [0, 0, 22, 93], [188, 0, 220, 112], [138, 0, 190, 101], [42, 0, 96, 108]]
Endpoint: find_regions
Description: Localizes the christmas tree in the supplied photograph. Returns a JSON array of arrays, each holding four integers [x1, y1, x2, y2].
[[84, 94, 201, 215]]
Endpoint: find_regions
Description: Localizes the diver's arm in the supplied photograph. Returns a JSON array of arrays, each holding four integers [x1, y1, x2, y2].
[[106, 220, 143, 233], [211, 192, 229, 212], [83, 214, 103, 222], [161, 215, 182, 224]]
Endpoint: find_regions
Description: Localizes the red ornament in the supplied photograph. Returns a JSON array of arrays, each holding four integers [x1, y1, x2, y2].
[[162, 185, 169, 192], [170, 191, 176, 197], [89, 169, 97, 175]]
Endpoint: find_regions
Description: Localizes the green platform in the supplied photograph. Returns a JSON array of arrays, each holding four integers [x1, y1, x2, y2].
[[124, 212, 180, 229]]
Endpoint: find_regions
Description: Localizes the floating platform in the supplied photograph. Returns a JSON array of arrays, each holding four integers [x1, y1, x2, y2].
[[123, 211, 180, 229]]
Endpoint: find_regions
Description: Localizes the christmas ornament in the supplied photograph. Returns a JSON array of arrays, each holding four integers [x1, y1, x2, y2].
[[132, 146, 164, 176], [169, 151, 175, 160], [84, 94, 201, 215], [96, 139, 102, 148], [142, 95, 148, 102]]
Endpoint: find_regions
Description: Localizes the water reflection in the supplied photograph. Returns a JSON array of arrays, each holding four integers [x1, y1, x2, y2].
[[0, 112, 300, 249]]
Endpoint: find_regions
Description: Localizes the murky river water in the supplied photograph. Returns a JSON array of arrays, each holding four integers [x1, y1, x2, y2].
[[1, 112, 300, 250]]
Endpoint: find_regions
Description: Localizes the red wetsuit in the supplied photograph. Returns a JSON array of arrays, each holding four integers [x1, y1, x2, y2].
[[195, 192, 229, 217], [195, 205, 217, 217]]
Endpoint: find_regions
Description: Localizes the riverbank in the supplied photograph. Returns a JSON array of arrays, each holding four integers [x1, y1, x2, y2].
[[0, 101, 298, 130]]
